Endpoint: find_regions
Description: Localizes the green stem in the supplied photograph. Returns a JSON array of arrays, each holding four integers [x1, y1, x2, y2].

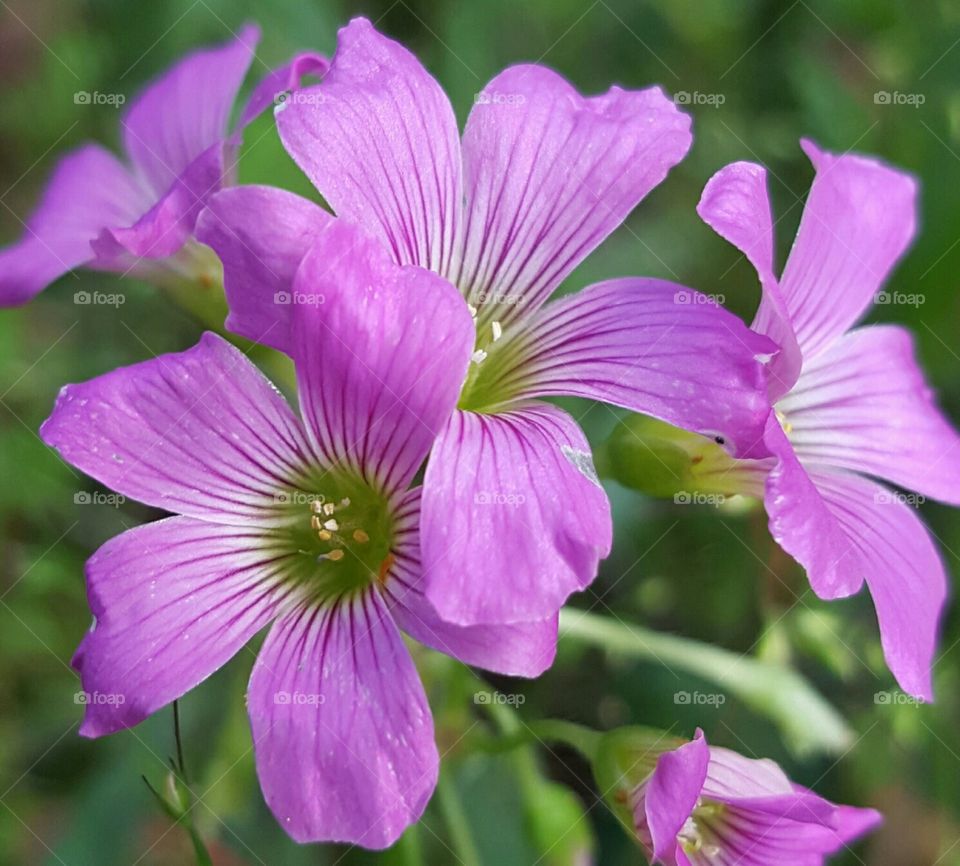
[[436, 768, 482, 866], [186, 824, 214, 866], [527, 719, 602, 762], [559, 608, 852, 756]]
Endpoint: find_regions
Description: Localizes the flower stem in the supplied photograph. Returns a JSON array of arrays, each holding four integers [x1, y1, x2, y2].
[[558, 607, 852, 756], [436, 767, 482, 866], [527, 719, 602, 762]]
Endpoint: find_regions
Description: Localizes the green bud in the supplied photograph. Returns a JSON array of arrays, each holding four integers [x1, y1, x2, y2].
[[593, 726, 685, 835], [599, 415, 760, 499]]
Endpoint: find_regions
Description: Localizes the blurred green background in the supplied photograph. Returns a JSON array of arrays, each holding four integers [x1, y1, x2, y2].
[[2, 0, 960, 863]]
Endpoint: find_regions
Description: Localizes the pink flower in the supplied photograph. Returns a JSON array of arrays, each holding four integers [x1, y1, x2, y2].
[[634, 729, 880, 865], [40, 226, 556, 847], [0, 25, 326, 305], [698, 140, 960, 699], [198, 17, 776, 628]]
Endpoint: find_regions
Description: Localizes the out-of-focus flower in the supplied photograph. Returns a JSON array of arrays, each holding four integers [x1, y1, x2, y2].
[[0, 25, 327, 305]]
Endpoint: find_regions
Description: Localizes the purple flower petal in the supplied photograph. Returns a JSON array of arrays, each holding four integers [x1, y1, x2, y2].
[[121, 23, 259, 198], [764, 418, 947, 700], [498, 277, 777, 458], [289, 221, 474, 495], [458, 66, 691, 323], [276, 17, 462, 273], [778, 324, 960, 506], [778, 139, 917, 361], [701, 743, 795, 799], [75, 516, 291, 736], [238, 51, 330, 128], [93, 143, 224, 260], [40, 332, 312, 524], [697, 161, 802, 400], [764, 413, 864, 599], [247, 589, 437, 847], [806, 468, 946, 701], [0, 144, 148, 305], [643, 729, 710, 862], [196, 185, 332, 351], [421, 403, 611, 625], [820, 803, 883, 854], [384, 489, 558, 677], [637, 735, 882, 865]]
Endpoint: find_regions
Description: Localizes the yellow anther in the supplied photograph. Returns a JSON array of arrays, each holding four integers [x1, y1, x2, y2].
[[327, 549, 345, 562], [310, 515, 322, 532], [317, 529, 332, 541], [353, 529, 370, 543]]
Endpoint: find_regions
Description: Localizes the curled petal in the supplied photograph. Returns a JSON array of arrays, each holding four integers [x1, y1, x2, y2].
[[697, 160, 801, 399], [196, 185, 332, 351], [0, 145, 147, 305]]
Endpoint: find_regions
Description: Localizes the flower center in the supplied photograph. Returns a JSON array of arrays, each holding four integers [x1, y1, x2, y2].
[[678, 799, 726, 859], [457, 305, 530, 412], [279, 473, 395, 599]]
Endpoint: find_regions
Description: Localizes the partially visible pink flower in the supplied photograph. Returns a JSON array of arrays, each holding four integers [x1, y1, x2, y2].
[[634, 729, 881, 865], [40, 223, 557, 847], [199, 17, 776, 628], [698, 140, 960, 699], [0, 25, 327, 306]]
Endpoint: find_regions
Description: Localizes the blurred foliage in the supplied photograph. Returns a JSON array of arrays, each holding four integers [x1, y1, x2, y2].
[[2, 0, 960, 863]]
